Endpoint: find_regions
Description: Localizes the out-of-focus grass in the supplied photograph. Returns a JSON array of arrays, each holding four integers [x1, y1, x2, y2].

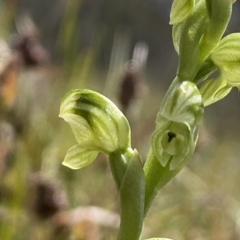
[[1, 2, 240, 240]]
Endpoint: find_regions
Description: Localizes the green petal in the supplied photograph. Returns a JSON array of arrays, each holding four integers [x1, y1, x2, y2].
[[210, 33, 240, 87], [211, 33, 240, 64], [60, 113, 98, 148], [177, 1, 208, 80], [199, 0, 232, 61], [170, 0, 195, 25], [222, 64, 240, 88], [59, 89, 131, 154], [200, 77, 232, 106], [172, 21, 184, 54], [194, 58, 217, 84], [62, 144, 99, 170], [159, 81, 203, 127], [152, 120, 194, 170]]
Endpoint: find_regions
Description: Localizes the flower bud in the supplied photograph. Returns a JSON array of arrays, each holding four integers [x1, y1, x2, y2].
[[199, 0, 232, 61], [170, 0, 194, 25]]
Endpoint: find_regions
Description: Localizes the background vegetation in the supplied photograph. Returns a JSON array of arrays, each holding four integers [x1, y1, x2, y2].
[[1, 0, 240, 239]]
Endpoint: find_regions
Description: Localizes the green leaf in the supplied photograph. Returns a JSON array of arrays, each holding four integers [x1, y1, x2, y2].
[[62, 144, 98, 169], [170, 0, 195, 25], [110, 148, 145, 240]]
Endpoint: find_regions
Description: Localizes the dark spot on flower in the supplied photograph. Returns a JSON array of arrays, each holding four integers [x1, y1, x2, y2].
[[168, 132, 176, 142]]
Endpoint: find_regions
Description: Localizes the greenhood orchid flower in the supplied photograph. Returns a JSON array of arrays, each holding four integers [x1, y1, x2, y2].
[[152, 80, 203, 170], [59, 89, 131, 169], [59, 89, 145, 240], [171, 0, 232, 82], [200, 33, 240, 106]]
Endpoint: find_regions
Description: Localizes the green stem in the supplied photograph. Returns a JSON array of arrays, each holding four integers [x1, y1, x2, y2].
[[143, 149, 181, 216], [109, 148, 145, 240]]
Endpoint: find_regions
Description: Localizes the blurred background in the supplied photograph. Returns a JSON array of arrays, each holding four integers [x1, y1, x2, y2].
[[1, 0, 240, 239]]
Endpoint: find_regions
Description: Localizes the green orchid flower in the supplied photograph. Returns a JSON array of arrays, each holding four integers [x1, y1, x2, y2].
[[152, 80, 203, 170], [144, 80, 203, 213], [59, 89, 145, 240], [171, 0, 232, 81], [59, 89, 131, 169], [200, 33, 240, 106]]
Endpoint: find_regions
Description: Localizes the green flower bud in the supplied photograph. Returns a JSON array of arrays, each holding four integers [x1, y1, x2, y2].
[[59, 89, 131, 169], [170, 0, 195, 25], [159, 80, 203, 127], [173, 0, 232, 81], [152, 81, 203, 170], [199, 0, 232, 62], [177, 1, 208, 81]]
